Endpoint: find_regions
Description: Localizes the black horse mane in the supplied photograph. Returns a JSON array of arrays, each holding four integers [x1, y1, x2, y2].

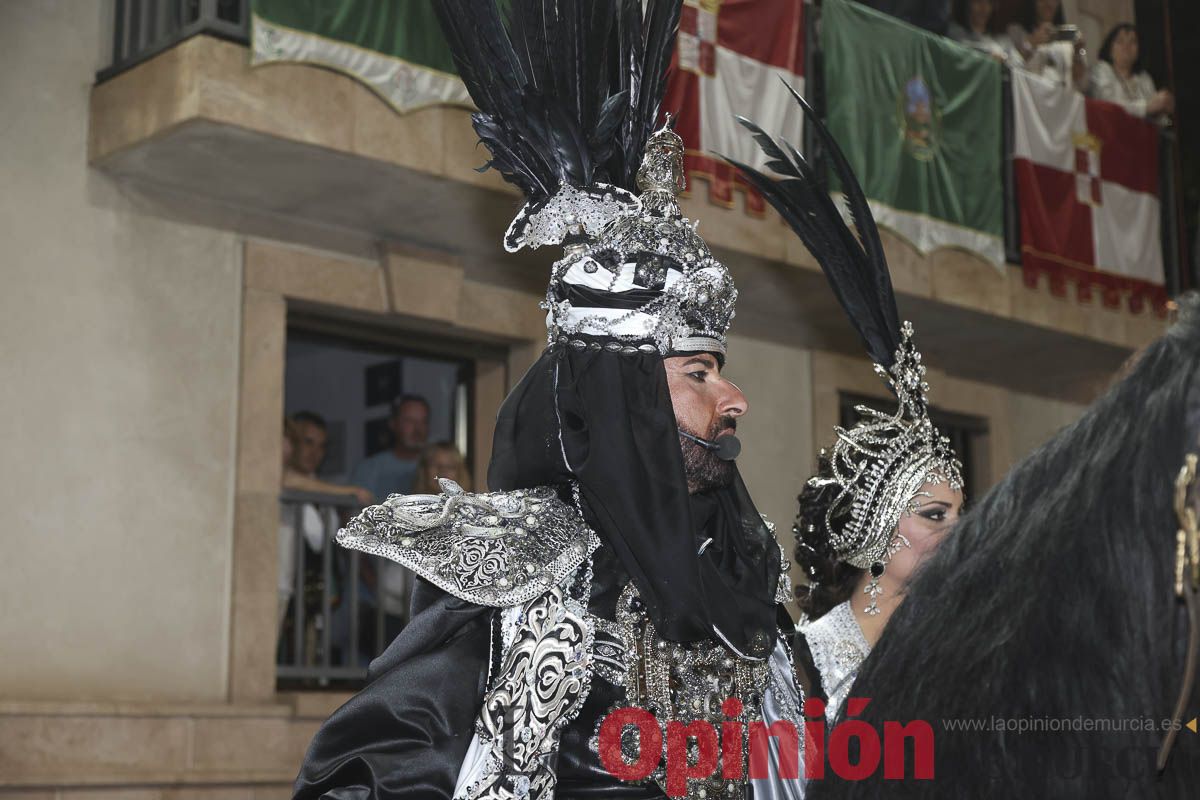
[[810, 293, 1200, 799]]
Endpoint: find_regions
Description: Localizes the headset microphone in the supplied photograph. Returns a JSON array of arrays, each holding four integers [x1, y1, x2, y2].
[[678, 429, 742, 461]]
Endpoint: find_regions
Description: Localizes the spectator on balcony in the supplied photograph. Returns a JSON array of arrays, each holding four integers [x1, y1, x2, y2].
[[1090, 23, 1174, 122], [412, 441, 473, 495], [947, 0, 1011, 63], [282, 415, 372, 502], [278, 415, 371, 638], [1007, 0, 1087, 92], [348, 394, 430, 502]]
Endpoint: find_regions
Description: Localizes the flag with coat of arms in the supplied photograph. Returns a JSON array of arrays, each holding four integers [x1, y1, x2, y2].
[[251, 0, 806, 217], [1011, 68, 1166, 312], [660, 0, 806, 213]]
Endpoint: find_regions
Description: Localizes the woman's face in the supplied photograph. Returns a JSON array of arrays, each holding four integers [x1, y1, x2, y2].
[[1111, 29, 1138, 71], [425, 450, 464, 485], [969, 0, 993, 31], [1036, 0, 1059, 24], [886, 477, 962, 585]]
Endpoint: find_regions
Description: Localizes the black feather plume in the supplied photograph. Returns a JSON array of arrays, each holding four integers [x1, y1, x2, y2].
[[433, 0, 682, 202], [726, 85, 901, 369]]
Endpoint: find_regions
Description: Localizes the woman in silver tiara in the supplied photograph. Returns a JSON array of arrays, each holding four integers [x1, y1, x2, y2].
[[725, 85, 966, 728], [790, 443, 962, 724]]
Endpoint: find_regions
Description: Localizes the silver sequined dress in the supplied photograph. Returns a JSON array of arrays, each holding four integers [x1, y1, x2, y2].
[[798, 600, 871, 724]]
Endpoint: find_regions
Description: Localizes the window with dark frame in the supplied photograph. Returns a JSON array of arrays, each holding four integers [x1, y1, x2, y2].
[[276, 326, 477, 690]]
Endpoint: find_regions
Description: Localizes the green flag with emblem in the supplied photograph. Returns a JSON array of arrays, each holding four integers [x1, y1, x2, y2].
[[822, 0, 1004, 266]]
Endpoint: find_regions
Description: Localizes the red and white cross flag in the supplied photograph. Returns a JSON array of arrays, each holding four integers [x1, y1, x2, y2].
[[1012, 68, 1166, 312], [662, 0, 805, 213]]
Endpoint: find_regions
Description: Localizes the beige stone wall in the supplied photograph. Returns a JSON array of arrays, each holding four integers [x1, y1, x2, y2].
[[1006, 389, 1089, 464], [0, 3, 241, 701], [723, 334, 815, 556]]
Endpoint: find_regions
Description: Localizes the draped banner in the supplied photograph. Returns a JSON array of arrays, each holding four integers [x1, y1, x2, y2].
[[252, 0, 805, 219], [1012, 69, 1166, 313], [250, 0, 471, 112], [821, 0, 1004, 267], [661, 0, 806, 213]]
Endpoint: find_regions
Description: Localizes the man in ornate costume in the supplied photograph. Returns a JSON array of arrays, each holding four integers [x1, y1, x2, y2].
[[293, 3, 803, 798]]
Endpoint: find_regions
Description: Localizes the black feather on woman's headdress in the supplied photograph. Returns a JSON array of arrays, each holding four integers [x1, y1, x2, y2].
[[724, 82, 901, 370], [434, 0, 682, 251], [729, 85, 964, 588]]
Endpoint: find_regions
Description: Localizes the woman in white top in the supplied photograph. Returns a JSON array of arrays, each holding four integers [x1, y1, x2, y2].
[[1006, 0, 1088, 91], [793, 453, 963, 724], [947, 0, 1012, 64], [1090, 23, 1174, 121]]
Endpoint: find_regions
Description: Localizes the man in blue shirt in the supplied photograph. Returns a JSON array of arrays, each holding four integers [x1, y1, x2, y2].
[[347, 394, 430, 660], [349, 394, 430, 502]]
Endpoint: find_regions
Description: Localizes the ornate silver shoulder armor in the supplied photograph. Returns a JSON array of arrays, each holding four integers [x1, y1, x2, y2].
[[336, 480, 598, 607]]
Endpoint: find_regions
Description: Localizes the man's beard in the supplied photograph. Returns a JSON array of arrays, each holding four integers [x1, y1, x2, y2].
[[679, 416, 737, 494]]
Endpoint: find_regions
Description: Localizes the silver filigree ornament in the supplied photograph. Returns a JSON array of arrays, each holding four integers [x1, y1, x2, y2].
[[460, 585, 596, 800], [336, 482, 600, 607], [503, 183, 641, 253]]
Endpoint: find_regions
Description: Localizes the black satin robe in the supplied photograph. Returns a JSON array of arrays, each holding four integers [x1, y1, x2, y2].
[[293, 548, 669, 799]]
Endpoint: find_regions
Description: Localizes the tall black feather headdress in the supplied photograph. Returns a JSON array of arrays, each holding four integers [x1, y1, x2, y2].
[[728, 85, 963, 611], [433, 0, 783, 668], [434, 0, 681, 252]]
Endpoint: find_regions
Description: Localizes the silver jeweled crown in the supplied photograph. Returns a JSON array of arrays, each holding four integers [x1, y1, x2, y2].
[[538, 123, 737, 356]]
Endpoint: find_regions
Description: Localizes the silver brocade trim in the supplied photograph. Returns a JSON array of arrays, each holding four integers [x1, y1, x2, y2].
[[336, 481, 599, 607], [503, 183, 640, 253], [590, 616, 632, 687], [460, 584, 596, 800], [825, 321, 964, 569], [589, 583, 774, 800], [799, 601, 870, 724]]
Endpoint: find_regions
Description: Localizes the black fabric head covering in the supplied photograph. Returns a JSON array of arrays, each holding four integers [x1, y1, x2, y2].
[[435, 1, 781, 657], [489, 334, 779, 657]]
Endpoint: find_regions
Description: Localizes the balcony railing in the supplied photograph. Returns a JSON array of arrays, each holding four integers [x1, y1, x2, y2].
[[100, 0, 249, 83], [277, 489, 408, 689]]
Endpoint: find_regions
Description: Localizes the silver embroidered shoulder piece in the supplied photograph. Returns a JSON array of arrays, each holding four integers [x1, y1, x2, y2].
[[337, 479, 599, 606]]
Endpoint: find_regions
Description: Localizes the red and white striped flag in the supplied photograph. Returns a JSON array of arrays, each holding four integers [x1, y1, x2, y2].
[[1012, 69, 1165, 312], [662, 0, 805, 213]]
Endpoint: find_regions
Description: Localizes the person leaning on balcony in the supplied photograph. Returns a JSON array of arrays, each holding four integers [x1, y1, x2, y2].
[[1007, 0, 1088, 91], [278, 416, 372, 637], [1089, 23, 1174, 123], [947, 0, 1012, 64]]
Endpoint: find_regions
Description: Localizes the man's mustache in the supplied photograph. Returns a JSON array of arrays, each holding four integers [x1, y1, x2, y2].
[[712, 416, 737, 437]]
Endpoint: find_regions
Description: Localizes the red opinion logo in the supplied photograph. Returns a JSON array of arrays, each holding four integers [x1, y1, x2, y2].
[[595, 697, 934, 796]]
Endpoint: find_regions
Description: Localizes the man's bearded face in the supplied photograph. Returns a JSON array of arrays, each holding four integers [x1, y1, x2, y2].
[[662, 353, 749, 494], [679, 415, 739, 493]]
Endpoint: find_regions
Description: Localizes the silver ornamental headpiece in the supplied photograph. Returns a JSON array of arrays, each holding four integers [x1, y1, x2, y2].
[[822, 322, 964, 568], [537, 122, 737, 356]]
